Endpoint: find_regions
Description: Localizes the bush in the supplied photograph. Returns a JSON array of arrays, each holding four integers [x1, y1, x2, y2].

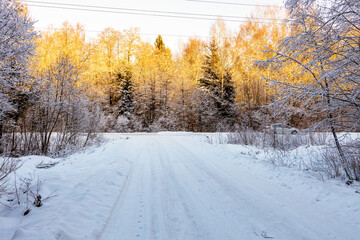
[[0, 158, 19, 200], [212, 129, 359, 181]]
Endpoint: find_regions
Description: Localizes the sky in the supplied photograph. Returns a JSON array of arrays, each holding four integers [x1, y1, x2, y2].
[[25, 0, 285, 52]]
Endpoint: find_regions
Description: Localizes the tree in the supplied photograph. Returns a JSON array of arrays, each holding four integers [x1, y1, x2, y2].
[[117, 67, 135, 116], [35, 56, 91, 155], [132, 36, 175, 131], [198, 35, 238, 131], [260, 0, 360, 180], [154, 35, 165, 52], [0, 0, 37, 153], [153, 36, 174, 129], [122, 28, 140, 64], [231, 7, 290, 129], [132, 42, 155, 129], [111, 67, 136, 132], [173, 37, 205, 131], [92, 28, 123, 106]]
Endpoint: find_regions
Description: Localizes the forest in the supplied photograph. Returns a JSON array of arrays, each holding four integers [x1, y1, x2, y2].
[[0, 0, 359, 179]]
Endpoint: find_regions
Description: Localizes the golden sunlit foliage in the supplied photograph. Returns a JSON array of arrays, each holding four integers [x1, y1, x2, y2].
[[2, 0, 358, 183], [232, 7, 290, 108], [31, 7, 304, 130], [33, 22, 89, 74]]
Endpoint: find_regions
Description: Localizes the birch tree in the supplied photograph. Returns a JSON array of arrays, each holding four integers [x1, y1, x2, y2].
[[260, 0, 360, 180]]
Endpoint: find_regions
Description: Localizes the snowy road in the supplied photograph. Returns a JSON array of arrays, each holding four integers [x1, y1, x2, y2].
[[97, 134, 359, 240]]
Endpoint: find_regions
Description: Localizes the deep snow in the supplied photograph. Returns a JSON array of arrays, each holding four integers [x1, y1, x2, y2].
[[1, 132, 359, 240]]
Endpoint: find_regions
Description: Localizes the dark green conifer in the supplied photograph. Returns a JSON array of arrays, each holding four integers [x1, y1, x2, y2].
[[198, 37, 237, 130], [154, 35, 165, 51], [117, 67, 135, 117]]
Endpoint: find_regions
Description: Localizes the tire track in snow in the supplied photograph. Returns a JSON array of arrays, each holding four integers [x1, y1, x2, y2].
[[164, 137, 346, 240], [97, 159, 134, 240], [142, 139, 210, 240], [156, 140, 211, 240], [98, 135, 351, 240], [158, 138, 249, 239], [97, 140, 146, 240]]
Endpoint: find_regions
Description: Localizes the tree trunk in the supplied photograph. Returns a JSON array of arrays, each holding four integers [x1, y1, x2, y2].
[[0, 120, 3, 154], [325, 80, 351, 180]]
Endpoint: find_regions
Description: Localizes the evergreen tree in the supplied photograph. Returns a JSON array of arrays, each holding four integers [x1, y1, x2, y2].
[[117, 67, 135, 117], [198, 37, 237, 130], [154, 35, 165, 52], [113, 67, 137, 132]]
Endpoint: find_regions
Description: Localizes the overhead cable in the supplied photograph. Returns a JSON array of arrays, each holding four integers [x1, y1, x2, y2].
[[24, 0, 287, 23], [38, 27, 209, 38], [185, 0, 284, 8]]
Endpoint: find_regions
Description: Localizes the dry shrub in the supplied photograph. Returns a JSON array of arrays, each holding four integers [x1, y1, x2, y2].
[[220, 130, 359, 181], [320, 147, 343, 178], [0, 158, 19, 199], [307, 141, 360, 181], [342, 141, 360, 181], [227, 129, 259, 146]]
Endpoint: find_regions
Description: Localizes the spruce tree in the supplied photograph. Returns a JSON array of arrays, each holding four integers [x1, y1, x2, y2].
[[198, 37, 237, 130], [117, 68, 135, 117], [154, 35, 165, 52]]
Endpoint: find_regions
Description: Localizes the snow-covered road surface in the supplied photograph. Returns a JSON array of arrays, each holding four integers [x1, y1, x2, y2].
[[2, 133, 359, 240], [98, 134, 359, 240]]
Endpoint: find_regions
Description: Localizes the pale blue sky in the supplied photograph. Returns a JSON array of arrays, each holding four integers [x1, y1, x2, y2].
[[25, 0, 285, 52]]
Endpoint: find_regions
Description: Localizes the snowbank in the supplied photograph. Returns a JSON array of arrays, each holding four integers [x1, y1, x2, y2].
[[0, 137, 131, 240]]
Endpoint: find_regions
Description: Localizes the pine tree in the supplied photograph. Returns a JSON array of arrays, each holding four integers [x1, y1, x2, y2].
[[198, 37, 237, 130]]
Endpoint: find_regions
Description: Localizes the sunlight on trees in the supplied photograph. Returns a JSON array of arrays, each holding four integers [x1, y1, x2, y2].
[[0, 0, 358, 181]]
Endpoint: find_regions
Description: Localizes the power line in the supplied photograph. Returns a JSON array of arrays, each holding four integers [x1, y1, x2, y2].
[[28, 4, 239, 22], [25, 0, 274, 20], [186, 0, 284, 8], [37, 27, 209, 39], [24, 0, 287, 23]]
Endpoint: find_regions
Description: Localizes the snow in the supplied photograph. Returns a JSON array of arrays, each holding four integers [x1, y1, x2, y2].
[[1, 132, 359, 240], [0, 138, 132, 240]]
